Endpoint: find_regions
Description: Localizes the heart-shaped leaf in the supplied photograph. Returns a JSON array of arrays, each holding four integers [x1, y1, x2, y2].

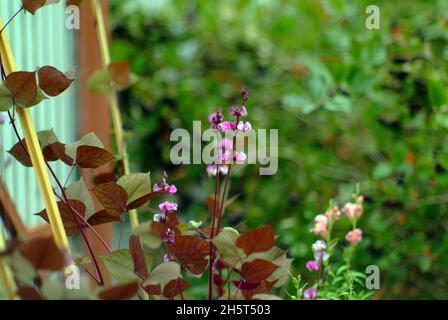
[[76, 145, 115, 168], [236, 225, 275, 255], [5, 71, 37, 105], [36, 200, 86, 236], [143, 262, 181, 289], [0, 84, 14, 111], [240, 259, 278, 284], [126, 191, 163, 210], [19, 235, 65, 271], [98, 281, 139, 300], [66, 180, 95, 218], [101, 249, 151, 284], [117, 173, 152, 206], [163, 278, 190, 299], [169, 235, 209, 275], [91, 182, 128, 217], [87, 209, 121, 226], [129, 235, 149, 279], [37, 66, 74, 97]]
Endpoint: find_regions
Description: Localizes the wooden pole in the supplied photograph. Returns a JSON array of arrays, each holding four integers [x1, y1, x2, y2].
[[0, 18, 71, 253], [0, 228, 16, 300], [90, 0, 139, 229]]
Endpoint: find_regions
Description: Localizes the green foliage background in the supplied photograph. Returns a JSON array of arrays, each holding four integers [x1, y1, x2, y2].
[[109, 0, 448, 299]]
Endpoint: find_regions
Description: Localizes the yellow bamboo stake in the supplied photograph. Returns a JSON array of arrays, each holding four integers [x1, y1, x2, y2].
[[91, 0, 139, 229], [0, 18, 71, 253], [0, 229, 16, 300]]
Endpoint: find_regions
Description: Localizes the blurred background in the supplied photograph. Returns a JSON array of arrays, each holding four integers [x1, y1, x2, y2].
[[108, 0, 448, 299], [0, 0, 447, 300]]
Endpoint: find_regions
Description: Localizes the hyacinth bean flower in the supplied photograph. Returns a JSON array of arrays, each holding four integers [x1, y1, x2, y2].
[[230, 105, 248, 117], [159, 201, 178, 213], [206, 164, 229, 176]]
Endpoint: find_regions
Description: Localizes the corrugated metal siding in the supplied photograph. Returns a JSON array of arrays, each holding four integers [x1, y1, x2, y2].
[[0, 2, 77, 226]]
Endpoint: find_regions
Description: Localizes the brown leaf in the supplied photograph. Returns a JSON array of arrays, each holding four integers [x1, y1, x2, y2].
[[22, 0, 47, 15], [91, 182, 128, 217], [19, 235, 65, 271], [98, 281, 139, 300], [169, 235, 209, 275], [240, 259, 278, 284], [143, 284, 161, 295], [76, 145, 115, 168], [37, 66, 73, 97], [163, 278, 190, 298], [129, 235, 149, 279], [36, 200, 86, 236], [242, 280, 275, 300], [8, 141, 31, 167], [108, 61, 131, 89], [5, 71, 37, 105], [94, 171, 116, 185], [126, 191, 163, 210], [87, 209, 120, 226], [43, 142, 74, 165], [67, 0, 83, 6], [17, 286, 43, 300], [236, 225, 275, 255]]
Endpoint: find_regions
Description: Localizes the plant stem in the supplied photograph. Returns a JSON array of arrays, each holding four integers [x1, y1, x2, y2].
[[90, 0, 139, 229], [0, 26, 70, 254], [208, 171, 220, 300], [0, 7, 23, 35]]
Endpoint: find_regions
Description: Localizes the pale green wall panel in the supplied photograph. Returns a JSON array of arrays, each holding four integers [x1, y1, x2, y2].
[[0, 2, 78, 226]]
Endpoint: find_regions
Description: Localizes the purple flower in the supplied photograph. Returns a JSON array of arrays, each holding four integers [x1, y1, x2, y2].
[[220, 138, 233, 150], [303, 287, 317, 300], [209, 111, 223, 130], [159, 201, 178, 213], [163, 228, 176, 245], [230, 105, 248, 117], [306, 260, 320, 272], [218, 121, 237, 132]]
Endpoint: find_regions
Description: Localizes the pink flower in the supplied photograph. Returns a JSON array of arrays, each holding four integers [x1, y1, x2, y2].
[[343, 203, 363, 221], [345, 228, 363, 245], [236, 121, 252, 132], [303, 287, 317, 299], [163, 228, 176, 245], [310, 214, 328, 237], [165, 184, 177, 194], [220, 138, 233, 150], [306, 260, 320, 272], [208, 111, 222, 124], [325, 206, 340, 221], [234, 151, 247, 162], [206, 164, 228, 176], [153, 183, 177, 194], [159, 201, 178, 213], [218, 121, 237, 132], [230, 105, 248, 117], [220, 150, 247, 163]]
